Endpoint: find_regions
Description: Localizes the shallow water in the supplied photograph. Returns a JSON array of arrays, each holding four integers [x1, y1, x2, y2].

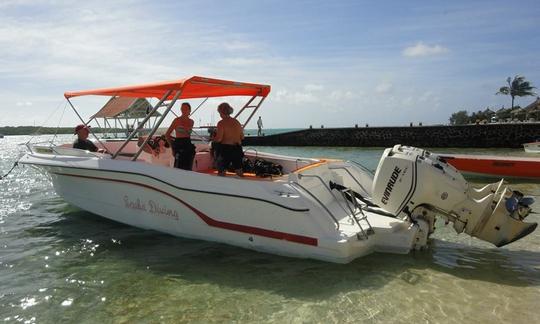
[[1, 135, 539, 323]]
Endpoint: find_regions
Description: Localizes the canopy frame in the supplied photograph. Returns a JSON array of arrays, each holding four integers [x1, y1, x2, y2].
[[66, 97, 110, 153], [64, 76, 271, 161]]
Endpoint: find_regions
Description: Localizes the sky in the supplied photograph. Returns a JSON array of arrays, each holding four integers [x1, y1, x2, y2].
[[1, 0, 539, 129]]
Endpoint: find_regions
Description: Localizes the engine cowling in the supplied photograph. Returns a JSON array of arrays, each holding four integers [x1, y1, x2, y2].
[[372, 145, 537, 247]]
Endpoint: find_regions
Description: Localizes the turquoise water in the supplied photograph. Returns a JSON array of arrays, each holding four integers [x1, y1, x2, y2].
[[1, 135, 539, 323]]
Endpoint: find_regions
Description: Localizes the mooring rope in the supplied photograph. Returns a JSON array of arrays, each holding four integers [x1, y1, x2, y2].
[[25, 98, 67, 146], [0, 161, 19, 180]]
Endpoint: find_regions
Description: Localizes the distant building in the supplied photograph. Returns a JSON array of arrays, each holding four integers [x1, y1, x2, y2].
[[522, 97, 540, 121]]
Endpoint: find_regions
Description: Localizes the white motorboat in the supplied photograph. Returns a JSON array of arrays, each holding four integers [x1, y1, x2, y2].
[[523, 141, 540, 153], [19, 76, 537, 263]]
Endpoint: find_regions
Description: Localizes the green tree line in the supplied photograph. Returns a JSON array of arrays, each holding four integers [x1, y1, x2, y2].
[[0, 126, 124, 136], [449, 75, 537, 125]]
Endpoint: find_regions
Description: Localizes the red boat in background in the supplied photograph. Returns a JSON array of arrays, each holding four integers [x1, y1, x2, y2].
[[436, 153, 540, 180]]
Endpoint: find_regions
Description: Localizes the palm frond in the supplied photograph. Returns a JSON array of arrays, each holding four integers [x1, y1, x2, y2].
[[497, 86, 510, 95], [498, 75, 537, 99]]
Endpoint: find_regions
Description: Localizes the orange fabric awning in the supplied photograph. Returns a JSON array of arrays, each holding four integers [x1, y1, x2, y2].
[[64, 76, 271, 100]]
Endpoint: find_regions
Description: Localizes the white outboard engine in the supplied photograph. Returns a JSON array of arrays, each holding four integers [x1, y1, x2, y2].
[[372, 145, 537, 248]]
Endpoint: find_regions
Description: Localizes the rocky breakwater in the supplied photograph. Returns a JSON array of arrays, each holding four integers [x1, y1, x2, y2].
[[243, 123, 540, 148]]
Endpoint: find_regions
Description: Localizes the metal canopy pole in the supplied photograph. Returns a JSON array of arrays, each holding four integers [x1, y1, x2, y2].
[[189, 97, 208, 117], [234, 95, 256, 119], [104, 118, 113, 137], [112, 90, 173, 159], [116, 118, 125, 130], [66, 97, 86, 124], [66, 98, 109, 151], [93, 118, 104, 133], [242, 96, 267, 128], [131, 90, 183, 161]]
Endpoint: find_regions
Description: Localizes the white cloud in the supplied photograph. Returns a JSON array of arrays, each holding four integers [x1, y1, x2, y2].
[[329, 90, 358, 100], [223, 40, 257, 51], [291, 92, 318, 103], [375, 82, 393, 94], [419, 91, 434, 102], [273, 88, 320, 104], [401, 96, 414, 106], [16, 101, 33, 106], [304, 84, 324, 91], [220, 57, 265, 66], [402, 42, 448, 57]]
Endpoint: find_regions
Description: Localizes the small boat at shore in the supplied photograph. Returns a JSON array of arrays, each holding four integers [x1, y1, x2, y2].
[[523, 141, 540, 153], [17, 77, 537, 263], [436, 153, 540, 179]]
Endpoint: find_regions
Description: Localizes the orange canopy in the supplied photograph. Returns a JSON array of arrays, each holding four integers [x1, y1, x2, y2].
[[64, 76, 271, 100]]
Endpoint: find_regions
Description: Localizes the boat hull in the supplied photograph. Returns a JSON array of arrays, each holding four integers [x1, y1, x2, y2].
[[21, 152, 418, 263], [437, 153, 540, 179], [524, 142, 540, 153]]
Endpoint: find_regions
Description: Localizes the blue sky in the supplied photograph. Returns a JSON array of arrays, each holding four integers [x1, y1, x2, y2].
[[1, 0, 539, 128]]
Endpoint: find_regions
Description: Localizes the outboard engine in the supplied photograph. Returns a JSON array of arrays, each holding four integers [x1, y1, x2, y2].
[[372, 145, 537, 247]]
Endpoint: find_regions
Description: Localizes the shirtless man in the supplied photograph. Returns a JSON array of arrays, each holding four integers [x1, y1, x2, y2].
[[214, 102, 244, 176]]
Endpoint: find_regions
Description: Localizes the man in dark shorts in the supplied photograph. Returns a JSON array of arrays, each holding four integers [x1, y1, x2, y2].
[[73, 124, 98, 152], [165, 102, 195, 170], [214, 103, 244, 176]]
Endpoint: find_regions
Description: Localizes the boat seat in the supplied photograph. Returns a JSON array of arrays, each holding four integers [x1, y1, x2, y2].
[[193, 151, 214, 171]]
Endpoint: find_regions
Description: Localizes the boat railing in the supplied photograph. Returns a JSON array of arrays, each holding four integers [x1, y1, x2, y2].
[[327, 164, 371, 196], [334, 186, 374, 240], [296, 173, 374, 239], [298, 174, 352, 216], [350, 160, 375, 176], [243, 147, 258, 158], [32, 144, 104, 158], [295, 158, 317, 171], [288, 181, 339, 229]]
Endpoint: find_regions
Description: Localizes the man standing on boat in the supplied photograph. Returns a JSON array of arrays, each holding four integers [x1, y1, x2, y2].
[[165, 102, 195, 170], [214, 102, 244, 176], [73, 124, 98, 152], [257, 116, 263, 136]]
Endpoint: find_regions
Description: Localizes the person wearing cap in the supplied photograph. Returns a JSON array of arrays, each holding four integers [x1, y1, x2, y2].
[[73, 124, 98, 152], [214, 102, 244, 176], [165, 102, 195, 170]]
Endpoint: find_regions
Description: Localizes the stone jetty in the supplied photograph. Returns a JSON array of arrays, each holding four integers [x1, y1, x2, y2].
[[243, 123, 540, 148]]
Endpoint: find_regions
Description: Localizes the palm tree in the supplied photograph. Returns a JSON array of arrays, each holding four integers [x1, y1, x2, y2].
[[496, 75, 536, 109]]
